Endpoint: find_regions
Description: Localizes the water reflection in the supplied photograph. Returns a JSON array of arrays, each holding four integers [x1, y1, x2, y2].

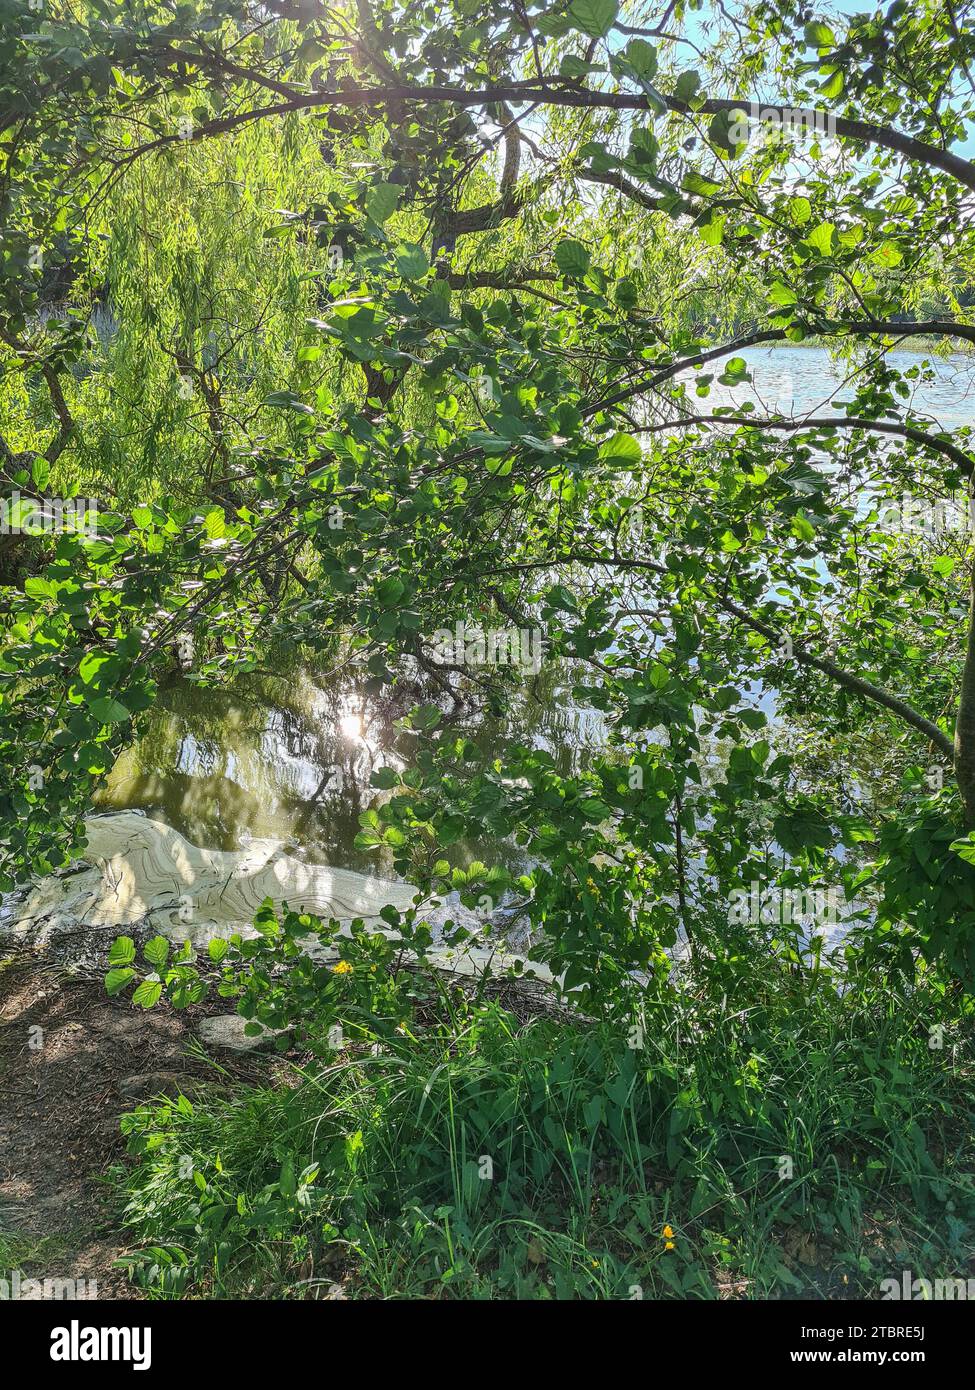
[[95, 661, 605, 876]]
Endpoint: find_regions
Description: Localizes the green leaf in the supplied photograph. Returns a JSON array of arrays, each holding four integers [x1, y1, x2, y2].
[[950, 834, 975, 865], [673, 70, 701, 103], [698, 213, 726, 247], [143, 935, 170, 969], [871, 240, 903, 269], [90, 696, 131, 725], [411, 703, 442, 732], [279, 1158, 297, 1197], [377, 575, 405, 607], [265, 390, 314, 413], [718, 356, 749, 385], [599, 432, 641, 462], [769, 281, 798, 307], [366, 181, 400, 224], [24, 577, 56, 600], [202, 506, 225, 539], [804, 20, 836, 47], [79, 651, 110, 686], [395, 243, 429, 279], [804, 222, 834, 256], [554, 239, 591, 277], [774, 805, 834, 854], [108, 936, 136, 966], [132, 979, 163, 1008], [105, 967, 135, 996], [623, 38, 657, 77], [786, 196, 812, 226], [567, 0, 618, 38], [169, 974, 206, 1008], [615, 276, 638, 308], [683, 171, 722, 198], [708, 109, 746, 157]]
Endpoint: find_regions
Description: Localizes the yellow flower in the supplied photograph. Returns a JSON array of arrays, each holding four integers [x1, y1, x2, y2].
[[332, 960, 353, 975], [662, 1225, 674, 1239], [664, 1240, 675, 1251]]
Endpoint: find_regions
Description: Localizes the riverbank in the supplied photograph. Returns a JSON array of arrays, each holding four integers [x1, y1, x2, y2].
[[3, 912, 973, 1299], [2, 817, 973, 1299], [0, 809, 549, 981]]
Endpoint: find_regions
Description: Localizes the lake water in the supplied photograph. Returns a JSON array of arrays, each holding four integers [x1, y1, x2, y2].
[[94, 659, 604, 877], [96, 343, 975, 877], [686, 341, 975, 428]]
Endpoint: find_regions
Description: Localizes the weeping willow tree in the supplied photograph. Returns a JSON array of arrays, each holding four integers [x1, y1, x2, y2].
[[3, 0, 975, 1001]]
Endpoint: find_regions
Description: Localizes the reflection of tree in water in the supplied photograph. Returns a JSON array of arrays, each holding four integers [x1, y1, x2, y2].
[[477, 656, 606, 779], [95, 668, 404, 870], [93, 657, 605, 878]]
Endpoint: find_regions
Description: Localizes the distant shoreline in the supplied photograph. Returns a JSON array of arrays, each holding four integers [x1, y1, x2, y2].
[[774, 335, 975, 357]]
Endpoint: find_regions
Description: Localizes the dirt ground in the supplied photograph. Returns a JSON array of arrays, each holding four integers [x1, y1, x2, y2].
[[0, 948, 263, 1300]]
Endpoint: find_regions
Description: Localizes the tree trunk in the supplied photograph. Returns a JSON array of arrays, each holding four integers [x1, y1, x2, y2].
[[954, 566, 975, 828]]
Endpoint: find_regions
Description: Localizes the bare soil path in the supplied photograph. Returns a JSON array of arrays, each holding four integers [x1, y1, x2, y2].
[[0, 949, 259, 1300]]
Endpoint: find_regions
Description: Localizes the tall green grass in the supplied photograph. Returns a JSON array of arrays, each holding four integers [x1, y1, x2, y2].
[[111, 953, 975, 1299]]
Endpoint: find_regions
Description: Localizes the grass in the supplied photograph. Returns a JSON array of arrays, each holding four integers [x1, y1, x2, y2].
[[0, 1217, 71, 1278], [107, 941, 975, 1300]]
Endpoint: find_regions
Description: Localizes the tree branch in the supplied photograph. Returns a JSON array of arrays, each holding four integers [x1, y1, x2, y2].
[[119, 77, 975, 194], [557, 551, 956, 759], [624, 413, 974, 478], [716, 592, 956, 760]]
